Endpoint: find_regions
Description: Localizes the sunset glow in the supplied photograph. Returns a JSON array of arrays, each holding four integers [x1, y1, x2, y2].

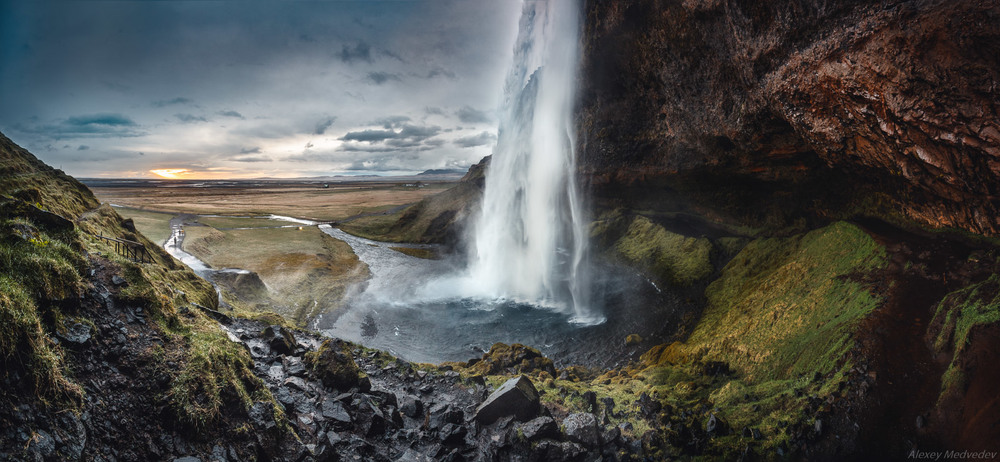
[[150, 169, 189, 179]]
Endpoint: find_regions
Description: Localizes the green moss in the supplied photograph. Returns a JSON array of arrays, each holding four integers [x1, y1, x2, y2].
[[928, 274, 1000, 401], [613, 215, 714, 287], [690, 221, 887, 380], [304, 339, 362, 390]]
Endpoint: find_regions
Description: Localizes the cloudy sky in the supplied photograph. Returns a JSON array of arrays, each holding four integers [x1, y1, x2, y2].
[[0, 0, 522, 178]]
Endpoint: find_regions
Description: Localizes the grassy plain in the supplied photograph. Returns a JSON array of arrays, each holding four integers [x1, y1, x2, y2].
[[93, 180, 448, 326], [92, 181, 453, 222]]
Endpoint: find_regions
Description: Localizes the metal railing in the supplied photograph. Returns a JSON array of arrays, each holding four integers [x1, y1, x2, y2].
[[91, 234, 153, 263]]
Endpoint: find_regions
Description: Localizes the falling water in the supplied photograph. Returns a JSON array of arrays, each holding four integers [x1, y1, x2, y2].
[[467, 0, 602, 324]]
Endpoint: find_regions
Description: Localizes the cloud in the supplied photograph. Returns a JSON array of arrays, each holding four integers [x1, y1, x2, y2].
[[313, 117, 335, 135], [340, 42, 372, 63], [424, 67, 457, 79], [424, 107, 446, 116], [372, 116, 410, 129], [174, 113, 207, 123], [453, 131, 497, 148], [15, 113, 144, 140], [339, 123, 441, 144], [456, 106, 491, 124], [77, 145, 91, 151], [366, 71, 401, 85], [217, 110, 244, 119], [239, 147, 261, 154], [230, 155, 272, 163], [340, 129, 398, 143], [152, 97, 193, 107]]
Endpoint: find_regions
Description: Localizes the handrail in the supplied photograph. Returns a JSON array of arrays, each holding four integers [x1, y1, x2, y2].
[[90, 233, 153, 263]]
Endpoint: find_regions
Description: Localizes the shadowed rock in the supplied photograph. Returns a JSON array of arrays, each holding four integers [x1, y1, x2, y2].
[[304, 339, 361, 391], [474, 375, 540, 425]]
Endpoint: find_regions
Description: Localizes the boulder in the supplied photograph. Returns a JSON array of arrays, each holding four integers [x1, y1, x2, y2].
[[321, 400, 352, 426], [474, 376, 541, 424], [562, 412, 600, 447], [399, 395, 423, 418], [262, 325, 296, 355], [304, 339, 361, 391], [519, 416, 558, 441], [535, 440, 585, 462]]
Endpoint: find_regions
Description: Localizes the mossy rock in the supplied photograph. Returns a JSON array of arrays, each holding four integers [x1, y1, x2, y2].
[[305, 339, 361, 391], [466, 343, 557, 377], [613, 215, 714, 287]]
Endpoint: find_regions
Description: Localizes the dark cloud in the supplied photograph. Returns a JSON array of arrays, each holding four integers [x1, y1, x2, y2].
[[239, 147, 261, 154], [424, 107, 446, 116], [366, 71, 401, 85], [453, 131, 497, 148], [77, 145, 90, 150], [340, 129, 398, 143], [340, 42, 372, 63], [339, 123, 441, 144], [152, 97, 193, 107], [174, 113, 207, 123], [305, 141, 314, 149], [15, 113, 143, 140], [313, 117, 335, 135], [372, 116, 410, 129], [456, 106, 491, 124], [217, 110, 244, 119]]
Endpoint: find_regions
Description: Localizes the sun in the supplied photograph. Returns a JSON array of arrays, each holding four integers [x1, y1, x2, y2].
[[150, 169, 189, 179]]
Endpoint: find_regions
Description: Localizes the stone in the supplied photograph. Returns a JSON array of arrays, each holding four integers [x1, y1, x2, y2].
[[399, 395, 423, 418], [304, 339, 361, 391], [562, 412, 600, 447], [474, 376, 541, 424], [428, 403, 463, 430], [397, 448, 435, 462], [535, 440, 585, 462], [519, 416, 558, 441], [262, 325, 296, 355], [283, 356, 308, 377], [283, 376, 308, 391], [111, 275, 127, 286], [439, 423, 467, 446], [173, 457, 201, 462], [706, 413, 729, 436], [59, 322, 93, 344], [321, 400, 352, 426], [356, 398, 387, 437], [249, 401, 278, 432]]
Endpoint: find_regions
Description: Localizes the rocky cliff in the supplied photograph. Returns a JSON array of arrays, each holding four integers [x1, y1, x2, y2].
[[579, 0, 1000, 235]]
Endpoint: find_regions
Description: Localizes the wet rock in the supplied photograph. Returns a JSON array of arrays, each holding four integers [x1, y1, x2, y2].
[[283, 356, 308, 377], [428, 403, 464, 430], [249, 401, 278, 432], [439, 423, 467, 446], [399, 395, 423, 418], [636, 392, 661, 418], [355, 397, 387, 437], [475, 375, 541, 424], [562, 412, 600, 447], [284, 376, 307, 391], [519, 416, 558, 441], [322, 400, 352, 426], [582, 391, 598, 413], [59, 321, 93, 344], [305, 339, 361, 391], [173, 457, 200, 462], [111, 275, 127, 286], [397, 448, 435, 462], [706, 413, 729, 436], [535, 440, 585, 462], [262, 325, 296, 355]]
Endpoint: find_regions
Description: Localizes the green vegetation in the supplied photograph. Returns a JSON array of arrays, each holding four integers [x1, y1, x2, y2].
[[182, 224, 369, 326], [341, 179, 481, 243], [196, 215, 287, 229], [929, 274, 1000, 401], [112, 207, 174, 245], [592, 211, 715, 287]]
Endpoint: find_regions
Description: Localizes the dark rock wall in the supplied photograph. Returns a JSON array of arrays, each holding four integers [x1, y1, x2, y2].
[[579, 0, 1000, 235]]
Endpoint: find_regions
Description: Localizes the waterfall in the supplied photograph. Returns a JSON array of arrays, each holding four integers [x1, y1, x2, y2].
[[466, 0, 603, 324]]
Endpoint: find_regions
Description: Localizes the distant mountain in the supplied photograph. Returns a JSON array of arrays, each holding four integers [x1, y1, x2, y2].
[[418, 168, 467, 176]]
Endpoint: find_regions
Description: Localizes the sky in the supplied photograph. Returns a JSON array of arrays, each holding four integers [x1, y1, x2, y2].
[[0, 0, 522, 178]]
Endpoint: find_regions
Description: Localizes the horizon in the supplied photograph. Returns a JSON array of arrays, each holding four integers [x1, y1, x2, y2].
[[0, 0, 521, 179]]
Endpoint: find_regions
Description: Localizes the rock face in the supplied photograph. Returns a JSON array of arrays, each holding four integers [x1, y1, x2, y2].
[[579, 0, 1000, 235], [474, 375, 541, 424]]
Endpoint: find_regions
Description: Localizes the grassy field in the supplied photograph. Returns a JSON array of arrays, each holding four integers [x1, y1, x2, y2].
[[93, 182, 453, 222], [113, 207, 174, 245]]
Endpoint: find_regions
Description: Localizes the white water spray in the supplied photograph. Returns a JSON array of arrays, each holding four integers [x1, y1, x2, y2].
[[466, 0, 602, 324]]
